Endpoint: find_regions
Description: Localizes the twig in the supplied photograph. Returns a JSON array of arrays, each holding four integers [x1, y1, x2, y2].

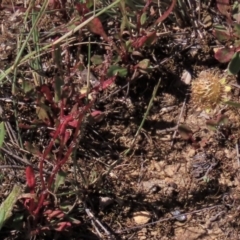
[[124, 78, 161, 155], [156, 126, 177, 134], [157, 0, 167, 32], [85, 208, 113, 238], [171, 98, 186, 146], [4, 121, 19, 147], [0, 164, 50, 174], [116, 204, 224, 234], [230, 83, 240, 89], [236, 141, 240, 167], [0, 97, 36, 107], [0, 165, 28, 170], [0, 146, 32, 165], [187, 0, 203, 39]]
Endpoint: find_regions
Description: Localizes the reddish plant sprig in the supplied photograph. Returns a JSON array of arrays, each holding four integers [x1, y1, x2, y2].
[[35, 100, 94, 215], [39, 113, 74, 189], [26, 166, 36, 193], [47, 100, 95, 189], [25, 166, 37, 214]]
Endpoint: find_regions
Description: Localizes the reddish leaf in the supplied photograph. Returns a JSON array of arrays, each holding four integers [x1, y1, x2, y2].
[[87, 17, 109, 42], [58, 115, 74, 134], [48, 209, 65, 219], [75, 3, 89, 15], [24, 198, 36, 214], [49, 0, 67, 9], [90, 110, 105, 123], [214, 47, 235, 63], [25, 166, 36, 192], [144, 31, 157, 46], [39, 84, 54, 104], [143, 0, 152, 13], [63, 129, 72, 144], [55, 221, 71, 232], [67, 119, 78, 128], [216, 0, 231, 22], [132, 31, 157, 48], [33, 192, 47, 216], [154, 0, 176, 25], [101, 76, 116, 90]]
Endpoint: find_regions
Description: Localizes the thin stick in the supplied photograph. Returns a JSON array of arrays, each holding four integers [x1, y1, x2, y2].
[[116, 204, 223, 234], [85, 208, 112, 238], [0, 165, 50, 174], [0, 147, 32, 165], [236, 141, 240, 167], [124, 78, 161, 155], [171, 98, 186, 146]]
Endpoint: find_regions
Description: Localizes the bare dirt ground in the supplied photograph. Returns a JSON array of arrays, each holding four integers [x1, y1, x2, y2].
[[1, 0, 240, 239]]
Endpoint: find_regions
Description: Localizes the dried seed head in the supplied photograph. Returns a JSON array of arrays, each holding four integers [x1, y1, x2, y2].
[[191, 71, 230, 110]]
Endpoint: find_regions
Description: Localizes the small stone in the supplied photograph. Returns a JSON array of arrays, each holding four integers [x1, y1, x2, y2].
[[171, 210, 187, 222], [99, 197, 114, 210], [133, 211, 151, 225]]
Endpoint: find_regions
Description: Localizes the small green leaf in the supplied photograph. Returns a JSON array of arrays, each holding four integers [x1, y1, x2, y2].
[[206, 114, 228, 131], [0, 209, 5, 230], [144, 31, 157, 46], [206, 120, 218, 131], [136, 59, 150, 69], [0, 122, 5, 147], [125, 40, 133, 53], [53, 44, 62, 69], [54, 76, 63, 103], [213, 26, 230, 42], [225, 100, 240, 108], [107, 65, 128, 77], [234, 23, 240, 37], [86, 0, 94, 8], [218, 115, 228, 126], [22, 79, 34, 93], [234, 40, 240, 48], [0, 185, 22, 230], [53, 170, 67, 193], [36, 104, 51, 124], [91, 55, 104, 65], [228, 52, 240, 75], [120, 15, 128, 35], [140, 12, 147, 25], [233, 1, 240, 22]]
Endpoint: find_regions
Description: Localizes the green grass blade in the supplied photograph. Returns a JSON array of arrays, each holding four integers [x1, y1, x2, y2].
[[0, 185, 22, 230], [0, 122, 5, 148]]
